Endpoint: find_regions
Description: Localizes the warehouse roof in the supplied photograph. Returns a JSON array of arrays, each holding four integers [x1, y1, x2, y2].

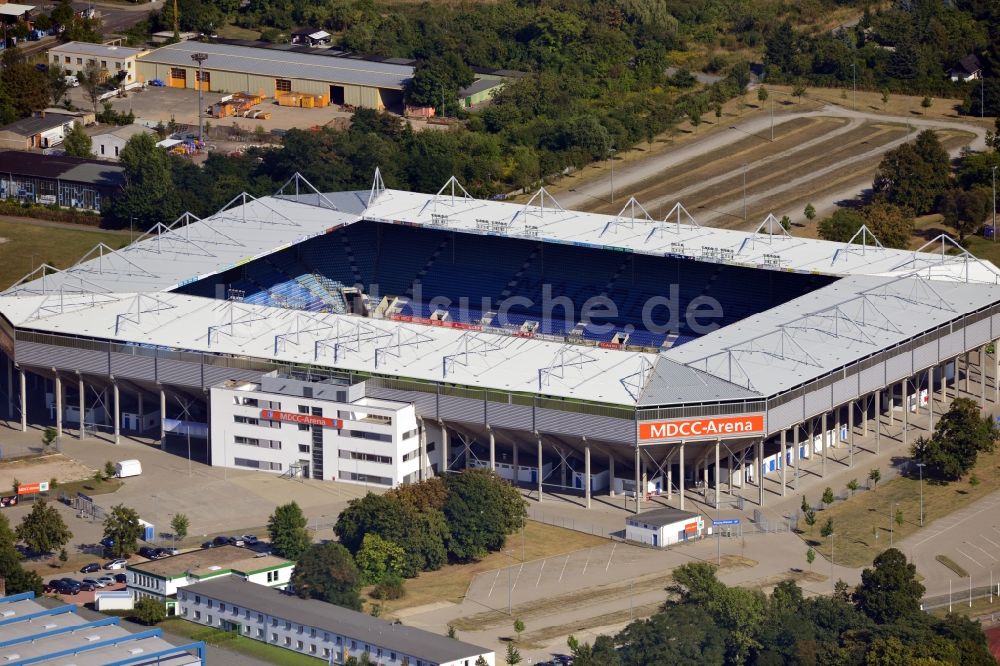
[[51, 41, 146, 59], [128, 545, 291, 579], [0, 116, 70, 137], [181, 576, 491, 664], [139, 41, 414, 89], [0, 151, 124, 186], [626, 507, 701, 527], [0, 4, 33, 17]]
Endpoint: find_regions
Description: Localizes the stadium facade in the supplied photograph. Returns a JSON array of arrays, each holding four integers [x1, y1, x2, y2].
[[2, 173, 1000, 511]]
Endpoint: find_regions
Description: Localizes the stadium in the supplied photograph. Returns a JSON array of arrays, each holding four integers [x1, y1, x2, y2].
[[1, 171, 999, 512]]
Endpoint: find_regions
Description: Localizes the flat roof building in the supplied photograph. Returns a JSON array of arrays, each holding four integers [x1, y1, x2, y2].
[[137, 41, 413, 111], [0, 591, 204, 665], [48, 41, 147, 84], [127, 545, 293, 613], [178, 576, 495, 666], [625, 507, 705, 547], [0, 150, 123, 210], [90, 123, 156, 160], [0, 115, 72, 151]]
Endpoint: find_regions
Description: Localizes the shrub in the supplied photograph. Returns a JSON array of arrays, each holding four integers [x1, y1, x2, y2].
[[371, 574, 405, 600]]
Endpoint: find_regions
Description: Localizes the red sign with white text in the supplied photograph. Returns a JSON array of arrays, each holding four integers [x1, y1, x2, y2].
[[260, 409, 343, 429], [638, 415, 765, 442]]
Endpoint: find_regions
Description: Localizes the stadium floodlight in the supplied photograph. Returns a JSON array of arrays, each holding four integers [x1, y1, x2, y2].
[[190, 52, 208, 143]]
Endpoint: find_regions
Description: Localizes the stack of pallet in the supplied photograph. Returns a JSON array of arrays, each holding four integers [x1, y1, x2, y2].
[[275, 92, 330, 108]]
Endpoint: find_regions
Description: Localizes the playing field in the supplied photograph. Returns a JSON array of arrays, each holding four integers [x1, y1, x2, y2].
[[0, 217, 130, 290]]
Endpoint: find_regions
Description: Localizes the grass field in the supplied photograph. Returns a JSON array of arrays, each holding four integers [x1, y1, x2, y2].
[[799, 445, 1000, 568], [372, 521, 606, 615], [0, 217, 129, 290], [161, 618, 323, 665]]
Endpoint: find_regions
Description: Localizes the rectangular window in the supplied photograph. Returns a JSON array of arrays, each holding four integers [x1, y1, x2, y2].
[[170, 67, 186, 79], [299, 444, 310, 453], [275, 78, 292, 92], [339, 450, 392, 464], [234, 415, 259, 425]]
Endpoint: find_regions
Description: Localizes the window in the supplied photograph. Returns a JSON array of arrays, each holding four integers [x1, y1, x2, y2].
[[310, 645, 317, 654], [220, 603, 226, 612], [339, 450, 392, 464], [284, 637, 291, 646], [207, 600, 214, 609], [402, 428, 419, 440], [100, 145, 105, 155], [257, 628, 264, 638], [275, 78, 292, 92], [115, 61, 121, 69], [64, 56, 70, 63], [101, 60, 107, 67], [76, 57, 82, 64], [194, 610, 201, 620], [296, 640, 303, 650], [114, 146, 119, 157], [271, 633, 278, 642], [345, 430, 392, 443], [299, 444, 310, 453], [285, 621, 292, 630], [234, 415, 259, 425]]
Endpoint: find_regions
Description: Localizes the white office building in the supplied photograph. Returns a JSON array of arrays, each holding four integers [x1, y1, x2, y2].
[[209, 371, 430, 487], [48, 42, 148, 83], [178, 576, 495, 666]]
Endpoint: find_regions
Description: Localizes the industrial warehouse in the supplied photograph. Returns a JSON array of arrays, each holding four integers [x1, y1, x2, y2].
[[1, 174, 1000, 515], [135, 40, 413, 111]]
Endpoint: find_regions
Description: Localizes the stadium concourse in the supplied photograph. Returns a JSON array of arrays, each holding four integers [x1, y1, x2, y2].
[[1, 171, 1000, 512]]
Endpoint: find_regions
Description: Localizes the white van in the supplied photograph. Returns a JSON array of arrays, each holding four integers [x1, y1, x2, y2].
[[115, 459, 142, 478], [64, 75, 79, 87]]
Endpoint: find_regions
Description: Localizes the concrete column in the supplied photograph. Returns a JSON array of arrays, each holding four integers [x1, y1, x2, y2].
[[848, 400, 854, 467], [417, 418, 426, 481], [488, 427, 495, 471], [821, 412, 827, 477], [964, 352, 971, 393], [584, 439, 591, 509], [113, 381, 120, 445], [54, 373, 62, 439], [779, 429, 786, 497], [633, 445, 641, 513], [929, 374, 935, 432], [79, 377, 86, 440], [536, 435, 543, 502], [512, 439, 519, 483], [6, 356, 12, 420], [159, 387, 166, 444], [792, 423, 799, 489], [678, 442, 685, 511], [608, 451, 615, 496], [994, 342, 999, 403], [862, 394, 868, 436], [981, 345, 987, 408], [728, 451, 734, 494], [888, 383, 894, 426], [702, 460, 708, 502], [757, 438, 764, 507], [18, 367, 26, 432], [714, 439, 720, 510], [666, 451, 672, 500], [440, 422, 449, 473], [137, 391, 144, 433], [874, 388, 881, 454]]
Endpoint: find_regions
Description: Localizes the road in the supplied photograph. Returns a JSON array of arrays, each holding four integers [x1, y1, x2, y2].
[[557, 104, 988, 227]]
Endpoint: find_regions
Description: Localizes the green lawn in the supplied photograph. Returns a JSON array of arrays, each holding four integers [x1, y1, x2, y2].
[[0, 217, 129, 290], [160, 618, 324, 665], [56, 477, 123, 497]]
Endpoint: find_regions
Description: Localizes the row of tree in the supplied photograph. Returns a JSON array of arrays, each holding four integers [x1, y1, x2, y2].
[[564, 549, 992, 666]]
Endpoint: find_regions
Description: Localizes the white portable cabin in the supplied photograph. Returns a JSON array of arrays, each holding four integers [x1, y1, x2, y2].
[[116, 459, 142, 478]]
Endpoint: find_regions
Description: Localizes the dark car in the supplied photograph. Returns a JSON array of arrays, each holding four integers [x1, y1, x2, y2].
[[201, 541, 215, 549], [138, 546, 158, 559], [55, 579, 81, 594], [213, 536, 229, 547], [113, 573, 127, 584], [154, 547, 177, 558], [77, 581, 96, 592], [80, 562, 101, 574]]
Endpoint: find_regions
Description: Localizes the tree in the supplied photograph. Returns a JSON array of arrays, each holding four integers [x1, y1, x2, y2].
[[868, 468, 881, 491], [170, 513, 189, 543], [847, 479, 859, 496], [0, 48, 50, 119], [447, 625, 456, 639], [911, 397, 999, 481], [505, 642, 522, 665], [894, 508, 903, 528], [404, 53, 474, 115], [372, 574, 405, 600], [131, 597, 166, 625], [852, 547, 924, 623], [41, 427, 57, 449], [103, 460, 116, 479], [873, 142, 941, 214], [803, 203, 816, 220], [79, 63, 104, 116], [779, 215, 791, 230], [689, 109, 701, 134], [921, 96, 932, 113], [291, 542, 362, 610], [386, 477, 448, 512], [806, 548, 815, 570], [821, 487, 834, 508], [103, 504, 142, 558], [58, 547, 67, 563], [106, 132, 181, 229], [62, 121, 93, 158], [939, 186, 990, 240], [804, 509, 816, 533], [355, 533, 406, 585], [860, 201, 914, 249], [46, 65, 70, 108], [15, 499, 72, 555], [800, 496, 809, 514], [881, 89, 890, 108], [820, 517, 834, 538], [267, 501, 311, 560], [475, 657, 489, 666], [513, 618, 525, 642], [818, 208, 866, 243], [792, 83, 807, 104], [757, 86, 768, 103], [443, 469, 526, 562]]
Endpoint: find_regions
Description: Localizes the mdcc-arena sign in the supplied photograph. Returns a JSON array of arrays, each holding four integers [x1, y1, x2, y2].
[[638, 414, 765, 443]]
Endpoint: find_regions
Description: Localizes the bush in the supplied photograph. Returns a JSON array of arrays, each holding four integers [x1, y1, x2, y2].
[[371, 574, 405, 600], [0, 200, 101, 227], [130, 598, 166, 625]]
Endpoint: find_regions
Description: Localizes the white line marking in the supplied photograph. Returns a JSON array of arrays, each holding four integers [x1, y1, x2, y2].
[[956, 547, 984, 569], [535, 558, 546, 588], [966, 541, 998, 562], [487, 569, 501, 598], [605, 543, 617, 572], [582, 547, 593, 577], [558, 554, 569, 582], [980, 535, 1000, 550], [511, 563, 524, 591], [913, 499, 1000, 547]]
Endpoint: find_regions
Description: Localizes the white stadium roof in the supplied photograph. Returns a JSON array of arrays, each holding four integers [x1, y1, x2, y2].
[[3, 175, 999, 407]]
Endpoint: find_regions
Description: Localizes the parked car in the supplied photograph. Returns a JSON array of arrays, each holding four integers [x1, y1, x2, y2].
[[212, 536, 229, 547], [113, 573, 127, 584], [154, 547, 178, 558], [201, 541, 215, 549], [241, 535, 259, 545], [138, 546, 158, 559], [80, 562, 101, 574], [99, 537, 114, 550], [97, 575, 116, 587], [83, 577, 105, 588], [227, 536, 245, 547], [51, 580, 79, 595], [78, 581, 96, 592], [103, 558, 127, 570]]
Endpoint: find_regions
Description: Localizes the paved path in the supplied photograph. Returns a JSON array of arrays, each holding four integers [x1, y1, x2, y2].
[[556, 103, 988, 225]]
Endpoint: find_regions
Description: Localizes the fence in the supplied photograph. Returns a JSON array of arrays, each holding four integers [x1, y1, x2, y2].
[[921, 580, 1000, 613], [527, 508, 616, 538]]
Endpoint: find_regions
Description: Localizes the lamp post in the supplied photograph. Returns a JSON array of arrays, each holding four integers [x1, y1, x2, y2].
[[851, 62, 857, 111], [190, 52, 208, 143], [742, 162, 748, 221], [917, 462, 926, 526]]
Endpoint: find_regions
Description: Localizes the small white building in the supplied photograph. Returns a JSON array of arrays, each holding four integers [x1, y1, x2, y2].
[[625, 507, 704, 547], [127, 545, 293, 614], [178, 575, 496, 666], [209, 371, 430, 488], [949, 54, 983, 82], [91, 124, 156, 160], [48, 41, 148, 84]]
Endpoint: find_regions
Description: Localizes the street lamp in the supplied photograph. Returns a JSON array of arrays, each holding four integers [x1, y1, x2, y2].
[[190, 52, 208, 143], [850, 62, 857, 111], [917, 462, 926, 526], [608, 147, 617, 204]]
